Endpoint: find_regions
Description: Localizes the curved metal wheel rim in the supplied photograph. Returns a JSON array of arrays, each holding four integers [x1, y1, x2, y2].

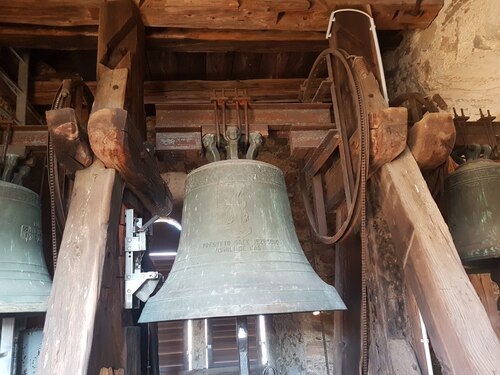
[[301, 49, 369, 244]]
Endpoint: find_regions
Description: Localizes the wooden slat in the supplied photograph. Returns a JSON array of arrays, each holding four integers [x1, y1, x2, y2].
[[230, 53, 262, 79], [206, 53, 234, 81]]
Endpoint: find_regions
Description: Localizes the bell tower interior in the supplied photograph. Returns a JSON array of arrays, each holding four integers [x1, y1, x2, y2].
[[0, 1, 499, 374]]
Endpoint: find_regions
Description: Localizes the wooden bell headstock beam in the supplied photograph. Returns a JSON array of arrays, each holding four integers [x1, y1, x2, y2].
[[88, 0, 172, 217]]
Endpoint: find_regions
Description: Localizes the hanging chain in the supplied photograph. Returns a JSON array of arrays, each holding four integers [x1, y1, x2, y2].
[[353, 59, 370, 375], [48, 86, 69, 271]]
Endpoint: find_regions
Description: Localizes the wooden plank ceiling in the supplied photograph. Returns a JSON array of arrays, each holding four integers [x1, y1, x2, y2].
[[0, 0, 443, 54], [0, 0, 443, 100]]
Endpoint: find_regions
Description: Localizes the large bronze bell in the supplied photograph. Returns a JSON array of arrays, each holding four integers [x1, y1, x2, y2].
[[0, 181, 52, 313], [140, 160, 345, 322], [445, 152, 500, 263]]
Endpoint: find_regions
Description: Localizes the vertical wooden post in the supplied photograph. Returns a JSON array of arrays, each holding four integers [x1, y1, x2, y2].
[[332, 205, 361, 375], [122, 326, 141, 375], [37, 162, 124, 374]]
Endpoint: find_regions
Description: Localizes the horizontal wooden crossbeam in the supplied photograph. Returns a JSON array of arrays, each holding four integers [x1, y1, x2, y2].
[[0, 26, 328, 52], [30, 79, 306, 105], [0, 1, 442, 31]]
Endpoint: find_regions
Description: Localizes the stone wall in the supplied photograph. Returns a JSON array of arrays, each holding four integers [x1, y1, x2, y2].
[[259, 138, 336, 375], [384, 0, 500, 117]]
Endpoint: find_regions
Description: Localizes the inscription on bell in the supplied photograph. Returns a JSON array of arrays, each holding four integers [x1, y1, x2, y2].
[[20, 223, 42, 243], [203, 238, 280, 253]]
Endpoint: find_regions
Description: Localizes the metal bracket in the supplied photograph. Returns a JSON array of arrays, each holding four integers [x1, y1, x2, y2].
[[124, 209, 161, 309]]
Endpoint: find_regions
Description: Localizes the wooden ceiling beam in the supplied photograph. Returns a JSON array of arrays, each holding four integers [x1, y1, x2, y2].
[[146, 28, 329, 52], [0, 1, 443, 31], [0, 25, 97, 50], [0, 25, 328, 52]]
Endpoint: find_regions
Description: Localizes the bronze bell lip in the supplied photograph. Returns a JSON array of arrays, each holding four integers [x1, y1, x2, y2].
[[139, 159, 345, 323]]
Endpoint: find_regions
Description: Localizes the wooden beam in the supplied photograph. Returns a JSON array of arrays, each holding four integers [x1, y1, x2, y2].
[[155, 103, 332, 133], [468, 273, 500, 339], [15, 50, 29, 125], [88, 0, 172, 217], [333, 207, 362, 375], [0, 124, 47, 150], [366, 193, 424, 374], [89, 107, 173, 216], [0, 25, 328, 52], [289, 130, 329, 160], [30, 79, 305, 106], [96, 0, 145, 140], [371, 148, 500, 374], [0, 25, 97, 50], [146, 29, 328, 52], [454, 121, 500, 148], [38, 162, 124, 374], [122, 327, 141, 375], [0, 1, 442, 30]]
